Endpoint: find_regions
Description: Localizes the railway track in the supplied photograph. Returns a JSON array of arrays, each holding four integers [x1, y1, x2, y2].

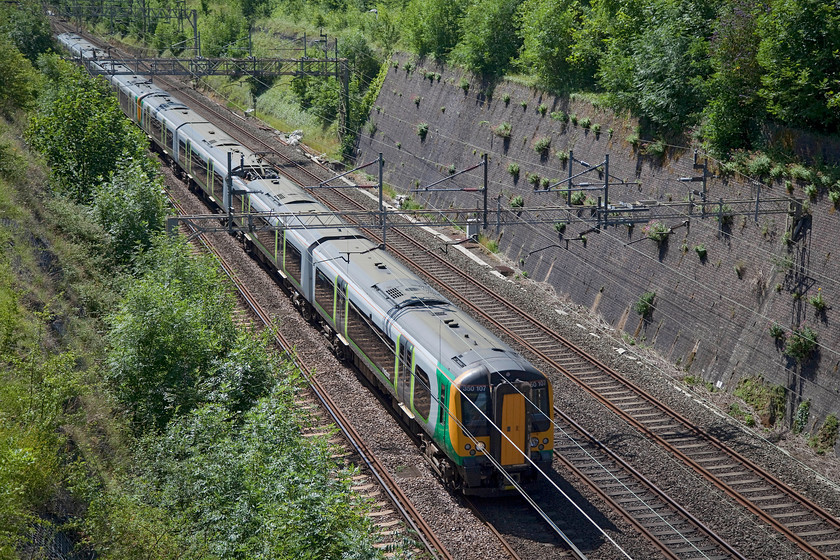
[[145, 69, 768, 557], [62, 27, 840, 557], [168, 195, 451, 560], [164, 93, 840, 558]]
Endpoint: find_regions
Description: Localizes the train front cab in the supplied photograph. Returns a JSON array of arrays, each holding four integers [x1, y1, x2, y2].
[[449, 370, 553, 496]]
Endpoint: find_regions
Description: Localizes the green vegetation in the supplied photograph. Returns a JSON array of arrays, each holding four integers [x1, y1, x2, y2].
[[50, 0, 840, 162], [809, 289, 827, 312], [635, 291, 656, 319], [794, 400, 811, 434], [570, 190, 587, 205], [534, 136, 551, 154], [417, 122, 429, 139], [733, 376, 784, 427], [642, 220, 670, 243], [478, 233, 499, 252], [507, 162, 520, 178], [493, 121, 512, 138], [510, 195, 524, 208], [0, 33, 396, 559], [769, 322, 786, 340], [554, 222, 566, 233], [810, 414, 839, 454], [784, 326, 818, 363], [694, 244, 707, 259]]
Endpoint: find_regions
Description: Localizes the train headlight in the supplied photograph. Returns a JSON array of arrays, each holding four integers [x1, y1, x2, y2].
[[469, 449, 476, 456], [538, 444, 544, 450], [464, 443, 471, 451], [475, 442, 486, 452], [543, 438, 549, 445], [530, 437, 539, 448]]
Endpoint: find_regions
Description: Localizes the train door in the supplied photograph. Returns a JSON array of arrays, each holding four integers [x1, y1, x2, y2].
[[397, 336, 413, 399], [493, 382, 529, 466], [335, 278, 347, 334]]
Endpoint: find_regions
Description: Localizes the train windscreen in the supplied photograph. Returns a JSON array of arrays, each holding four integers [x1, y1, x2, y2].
[[460, 385, 491, 437], [530, 379, 552, 432]]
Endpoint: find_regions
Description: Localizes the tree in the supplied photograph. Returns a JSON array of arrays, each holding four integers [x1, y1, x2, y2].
[[703, 0, 763, 155], [598, 0, 718, 130], [451, 0, 522, 77], [106, 237, 237, 432], [402, 0, 466, 59], [27, 56, 148, 203], [756, 0, 840, 132], [517, 0, 583, 91], [0, 38, 39, 116], [0, 0, 53, 62], [198, 9, 249, 57], [92, 159, 167, 264]]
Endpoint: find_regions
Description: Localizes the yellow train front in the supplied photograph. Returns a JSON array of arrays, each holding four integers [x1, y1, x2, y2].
[[436, 349, 554, 495]]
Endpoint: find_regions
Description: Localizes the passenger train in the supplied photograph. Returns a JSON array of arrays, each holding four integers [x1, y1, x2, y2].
[[58, 33, 554, 495]]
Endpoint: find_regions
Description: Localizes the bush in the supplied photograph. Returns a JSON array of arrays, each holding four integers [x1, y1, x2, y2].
[[570, 190, 586, 205], [534, 136, 551, 154], [416, 122, 429, 140], [554, 222, 566, 233], [809, 290, 826, 312], [794, 400, 811, 434], [748, 153, 772, 177], [459, 78, 470, 92], [550, 110, 568, 122], [507, 163, 519, 177], [810, 414, 839, 454], [510, 195, 524, 208], [769, 322, 786, 340], [784, 326, 818, 363], [493, 122, 512, 138], [634, 291, 656, 318], [579, 117, 591, 129], [538, 103, 547, 115], [556, 151, 569, 163], [694, 244, 707, 259], [642, 220, 669, 243]]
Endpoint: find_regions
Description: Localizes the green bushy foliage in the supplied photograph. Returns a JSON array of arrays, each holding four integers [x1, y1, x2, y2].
[[27, 56, 149, 203], [635, 291, 656, 318]]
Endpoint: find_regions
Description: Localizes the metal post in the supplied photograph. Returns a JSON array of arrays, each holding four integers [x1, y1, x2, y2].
[[496, 196, 501, 234], [603, 154, 609, 227], [718, 198, 724, 234], [567, 150, 573, 206], [482, 153, 488, 230], [755, 183, 760, 224]]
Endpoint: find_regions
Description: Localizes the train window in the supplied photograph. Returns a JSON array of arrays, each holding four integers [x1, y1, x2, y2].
[[398, 339, 411, 389], [178, 139, 186, 164], [190, 147, 205, 185], [150, 114, 162, 142], [460, 387, 490, 437], [530, 382, 551, 433], [213, 170, 224, 203], [413, 366, 431, 420], [347, 301, 395, 381], [314, 268, 334, 320], [284, 240, 302, 284]]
